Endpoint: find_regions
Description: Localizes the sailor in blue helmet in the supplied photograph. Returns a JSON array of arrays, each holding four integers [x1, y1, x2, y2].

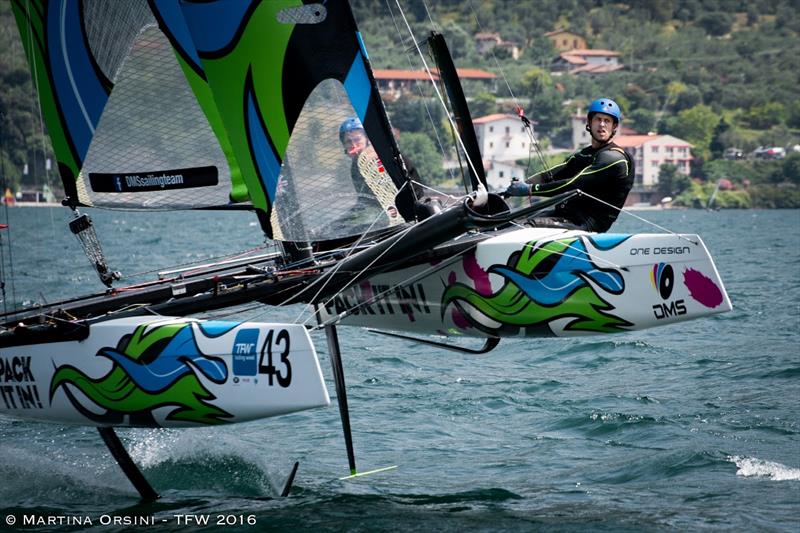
[[339, 116, 427, 221], [503, 97, 634, 233], [340, 116, 370, 158]]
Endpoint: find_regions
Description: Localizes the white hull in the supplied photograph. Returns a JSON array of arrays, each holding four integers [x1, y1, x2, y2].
[[319, 228, 732, 337], [0, 316, 329, 427]]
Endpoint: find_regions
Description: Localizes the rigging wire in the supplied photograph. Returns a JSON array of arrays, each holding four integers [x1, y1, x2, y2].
[[464, 0, 553, 183], [245, 186, 417, 325], [382, 0, 460, 186], [309, 238, 478, 330], [288, 191, 433, 326], [392, 0, 484, 193], [579, 191, 700, 245], [117, 244, 273, 281], [0, 111, 17, 319]]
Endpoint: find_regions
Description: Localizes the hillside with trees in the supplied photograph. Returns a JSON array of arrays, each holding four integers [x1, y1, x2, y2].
[[1, 1, 798, 207], [356, 0, 800, 207]]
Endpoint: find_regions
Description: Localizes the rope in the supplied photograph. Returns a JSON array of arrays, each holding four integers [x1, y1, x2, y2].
[[119, 244, 273, 281], [291, 196, 423, 325], [465, 0, 552, 181], [392, 0, 484, 192], [577, 190, 700, 245], [246, 190, 416, 324], [383, 0, 460, 186], [309, 239, 478, 329]]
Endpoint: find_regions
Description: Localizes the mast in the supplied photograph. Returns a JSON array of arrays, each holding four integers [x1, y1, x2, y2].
[[427, 32, 487, 193]]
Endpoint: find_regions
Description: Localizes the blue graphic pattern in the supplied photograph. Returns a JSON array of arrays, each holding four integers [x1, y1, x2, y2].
[[177, 0, 251, 55], [246, 84, 281, 202], [344, 52, 370, 121], [492, 239, 625, 306], [151, 0, 203, 71], [47, 0, 108, 160], [99, 326, 227, 393]]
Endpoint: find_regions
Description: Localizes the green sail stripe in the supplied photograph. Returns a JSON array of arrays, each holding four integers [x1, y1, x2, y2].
[[191, 1, 300, 213], [174, 53, 249, 203]]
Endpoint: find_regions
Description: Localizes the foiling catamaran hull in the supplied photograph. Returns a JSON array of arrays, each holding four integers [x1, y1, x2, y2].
[[0, 316, 329, 428], [318, 226, 732, 339]]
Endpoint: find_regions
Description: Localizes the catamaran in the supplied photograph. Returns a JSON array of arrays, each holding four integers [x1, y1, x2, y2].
[[0, 0, 731, 500]]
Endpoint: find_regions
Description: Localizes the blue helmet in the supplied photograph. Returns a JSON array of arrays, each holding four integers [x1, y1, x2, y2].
[[339, 117, 364, 142], [587, 98, 622, 123]]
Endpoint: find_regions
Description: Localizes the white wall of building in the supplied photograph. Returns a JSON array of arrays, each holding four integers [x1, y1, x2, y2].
[[637, 135, 692, 187], [571, 114, 591, 149], [474, 115, 532, 162], [484, 160, 526, 192]]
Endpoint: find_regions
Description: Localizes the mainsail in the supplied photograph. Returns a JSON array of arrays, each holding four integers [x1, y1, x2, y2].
[[177, 0, 415, 240], [13, 0, 414, 241], [11, 0, 245, 209]]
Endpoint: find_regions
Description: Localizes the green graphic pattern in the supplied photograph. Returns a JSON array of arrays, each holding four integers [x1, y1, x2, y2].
[[50, 322, 231, 425], [443, 238, 632, 334]]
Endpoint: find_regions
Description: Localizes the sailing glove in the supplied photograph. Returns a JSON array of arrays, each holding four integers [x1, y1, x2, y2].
[[504, 178, 531, 197]]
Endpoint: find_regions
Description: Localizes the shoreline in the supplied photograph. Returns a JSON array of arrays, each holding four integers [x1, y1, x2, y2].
[[3, 202, 62, 208]]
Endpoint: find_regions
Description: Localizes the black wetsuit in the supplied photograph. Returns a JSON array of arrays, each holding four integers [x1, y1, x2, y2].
[[528, 142, 634, 232]]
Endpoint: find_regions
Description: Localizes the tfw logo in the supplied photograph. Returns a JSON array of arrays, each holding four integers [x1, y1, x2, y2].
[[232, 329, 260, 376], [234, 343, 255, 354]]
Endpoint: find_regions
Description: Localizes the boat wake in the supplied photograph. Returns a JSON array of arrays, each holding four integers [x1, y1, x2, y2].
[[128, 429, 282, 496], [728, 455, 800, 481]]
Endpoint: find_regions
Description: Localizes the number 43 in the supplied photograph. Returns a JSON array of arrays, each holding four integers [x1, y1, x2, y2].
[[259, 329, 292, 387]]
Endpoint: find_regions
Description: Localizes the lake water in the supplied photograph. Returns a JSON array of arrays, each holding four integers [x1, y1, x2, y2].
[[0, 207, 798, 531]]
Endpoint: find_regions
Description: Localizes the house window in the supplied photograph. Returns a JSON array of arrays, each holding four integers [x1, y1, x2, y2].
[[489, 126, 494, 132], [506, 142, 510, 148], [573, 39, 578, 48], [505, 126, 510, 133], [522, 142, 526, 148], [652, 160, 659, 166], [499, 171, 504, 178], [489, 142, 494, 148], [651, 146, 659, 153]]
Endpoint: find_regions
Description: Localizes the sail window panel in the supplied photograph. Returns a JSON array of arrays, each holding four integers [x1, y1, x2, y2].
[[273, 80, 399, 242], [83, 0, 155, 84], [79, 25, 233, 209]]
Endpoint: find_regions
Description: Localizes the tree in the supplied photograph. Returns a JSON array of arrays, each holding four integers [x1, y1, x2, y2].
[[788, 100, 800, 129], [469, 92, 498, 118], [396, 132, 446, 185], [627, 108, 656, 134], [657, 163, 691, 197], [634, 0, 676, 23], [522, 68, 567, 136], [697, 12, 735, 37], [669, 104, 718, 159], [709, 118, 730, 159], [744, 102, 787, 129], [782, 152, 800, 185]]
